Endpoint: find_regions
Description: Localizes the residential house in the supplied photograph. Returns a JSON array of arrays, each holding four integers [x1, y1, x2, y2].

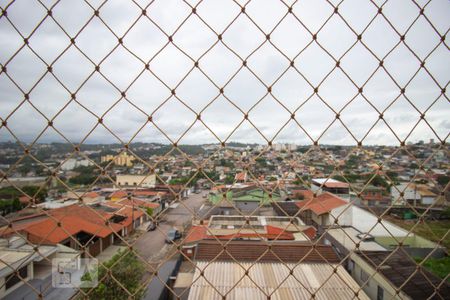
[[234, 171, 248, 182], [174, 240, 370, 300], [294, 192, 350, 227], [327, 204, 446, 259], [391, 183, 421, 206], [353, 184, 389, 207], [349, 248, 449, 300], [182, 215, 317, 258], [414, 184, 438, 205], [0, 236, 58, 299], [392, 183, 438, 206], [82, 191, 104, 204], [0, 204, 143, 257], [101, 152, 135, 167], [274, 192, 445, 259], [115, 174, 156, 188], [311, 178, 350, 198]]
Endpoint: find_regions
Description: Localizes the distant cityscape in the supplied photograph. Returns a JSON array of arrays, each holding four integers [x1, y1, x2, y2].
[[1, 0, 448, 298], [0, 139, 448, 299]]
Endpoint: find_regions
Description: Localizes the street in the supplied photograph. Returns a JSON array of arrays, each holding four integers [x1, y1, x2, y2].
[[133, 192, 206, 262], [3, 193, 205, 300]]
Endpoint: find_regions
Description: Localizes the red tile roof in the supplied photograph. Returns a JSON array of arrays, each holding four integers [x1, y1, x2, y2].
[[49, 204, 111, 224], [19, 195, 33, 204], [322, 182, 349, 188], [194, 240, 340, 263], [4, 204, 140, 245], [184, 225, 208, 244], [102, 202, 145, 227], [132, 190, 166, 197], [302, 226, 317, 240], [83, 192, 100, 198], [265, 225, 295, 240], [0, 214, 48, 236], [184, 224, 316, 244], [117, 198, 160, 209], [215, 230, 294, 241], [116, 207, 144, 227], [25, 216, 114, 244], [211, 185, 226, 191], [234, 172, 247, 181], [291, 190, 314, 201], [110, 190, 128, 199], [295, 192, 348, 215]]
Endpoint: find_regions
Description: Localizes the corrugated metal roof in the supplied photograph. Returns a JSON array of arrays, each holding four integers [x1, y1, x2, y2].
[[188, 261, 370, 300]]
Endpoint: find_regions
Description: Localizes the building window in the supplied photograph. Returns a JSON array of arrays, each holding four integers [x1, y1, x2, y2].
[[377, 286, 384, 300], [360, 269, 370, 286], [348, 260, 355, 272], [6, 266, 28, 290]]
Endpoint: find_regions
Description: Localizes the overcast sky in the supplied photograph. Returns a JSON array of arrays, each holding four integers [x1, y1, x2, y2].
[[0, 0, 448, 146]]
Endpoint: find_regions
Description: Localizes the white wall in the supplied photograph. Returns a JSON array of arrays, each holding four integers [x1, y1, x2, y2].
[[329, 204, 353, 226], [421, 196, 435, 205], [330, 205, 409, 237], [391, 183, 420, 205], [116, 174, 156, 188], [0, 263, 33, 298], [349, 254, 401, 300]]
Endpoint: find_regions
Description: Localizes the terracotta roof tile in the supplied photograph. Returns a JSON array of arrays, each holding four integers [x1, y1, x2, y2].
[[235, 172, 247, 181], [132, 190, 166, 197], [322, 182, 349, 188], [4, 204, 131, 245], [184, 224, 315, 245], [24, 216, 115, 244], [195, 240, 339, 263], [290, 189, 314, 201], [83, 192, 100, 198], [117, 198, 160, 209], [110, 190, 128, 199], [184, 225, 208, 244], [295, 192, 348, 215]]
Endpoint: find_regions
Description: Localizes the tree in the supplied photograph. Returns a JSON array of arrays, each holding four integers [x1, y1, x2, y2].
[[69, 165, 99, 186], [18, 161, 33, 176], [224, 175, 235, 185], [0, 186, 47, 203], [22, 186, 47, 202], [437, 175, 449, 186], [82, 250, 146, 300], [0, 199, 23, 215], [183, 161, 194, 167], [69, 173, 97, 185], [345, 155, 358, 169], [386, 171, 398, 179], [255, 157, 267, 167], [409, 163, 419, 169], [332, 175, 346, 182], [146, 207, 154, 217], [219, 158, 234, 168], [293, 192, 305, 200], [12, 198, 22, 211], [366, 175, 390, 192]]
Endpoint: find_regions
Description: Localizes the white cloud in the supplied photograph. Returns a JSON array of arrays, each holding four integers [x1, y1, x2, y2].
[[0, 0, 448, 146]]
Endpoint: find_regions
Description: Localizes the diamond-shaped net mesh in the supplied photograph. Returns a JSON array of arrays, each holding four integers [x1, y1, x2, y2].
[[0, 0, 449, 299]]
